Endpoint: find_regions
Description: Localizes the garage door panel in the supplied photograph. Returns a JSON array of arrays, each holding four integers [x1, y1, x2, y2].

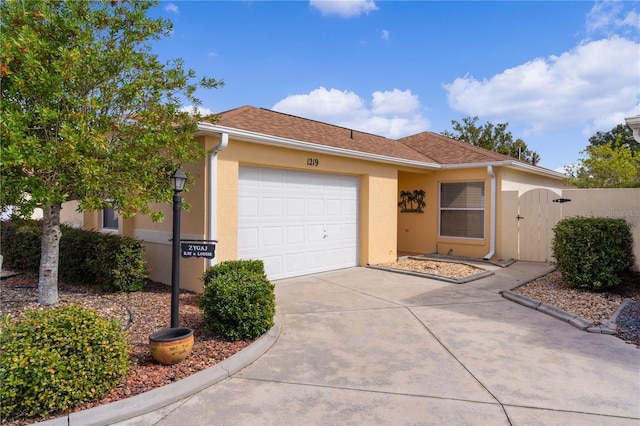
[[262, 226, 283, 247], [325, 223, 342, 240], [284, 253, 304, 274], [238, 166, 359, 280], [343, 199, 357, 215], [261, 168, 285, 188], [307, 224, 325, 242], [286, 198, 305, 217], [326, 199, 342, 216], [238, 197, 258, 218], [325, 248, 345, 266], [305, 250, 325, 269], [261, 256, 283, 277], [342, 223, 357, 242], [307, 198, 324, 216], [341, 246, 358, 264], [262, 198, 283, 217], [285, 225, 305, 244], [238, 167, 259, 186], [284, 171, 305, 188], [238, 227, 258, 249], [305, 172, 326, 188]]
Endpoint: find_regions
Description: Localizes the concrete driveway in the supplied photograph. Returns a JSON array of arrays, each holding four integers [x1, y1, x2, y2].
[[87, 262, 640, 424]]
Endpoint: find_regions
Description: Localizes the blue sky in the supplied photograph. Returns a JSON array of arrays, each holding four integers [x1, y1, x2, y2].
[[152, 0, 639, 172]]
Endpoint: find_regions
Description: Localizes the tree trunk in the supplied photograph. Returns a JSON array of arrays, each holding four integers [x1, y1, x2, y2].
[[38, 203, 62, 305]]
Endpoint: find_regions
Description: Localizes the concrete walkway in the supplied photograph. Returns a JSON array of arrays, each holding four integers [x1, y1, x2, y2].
[[48, 261, 640, 425]]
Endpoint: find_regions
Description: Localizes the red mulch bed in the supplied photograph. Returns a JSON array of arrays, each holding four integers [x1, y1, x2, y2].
[[1, 273, 253, 425]]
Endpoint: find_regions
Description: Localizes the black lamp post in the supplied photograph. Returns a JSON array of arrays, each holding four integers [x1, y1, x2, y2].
[[170, 168, 187, 328]]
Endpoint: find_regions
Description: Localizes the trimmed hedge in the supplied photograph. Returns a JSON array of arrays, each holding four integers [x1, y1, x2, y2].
[[0, 220, 41, 272], [202, 259, 266, 281], [92, 233, 148, 292], [0, 220, 148, 292], [200, 260, 275, 341], [0, 306, 130, 422], [552, 216, 634, 291]]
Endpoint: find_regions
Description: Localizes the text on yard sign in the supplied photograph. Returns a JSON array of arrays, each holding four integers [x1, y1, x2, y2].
[[181, 242, 215, 258]]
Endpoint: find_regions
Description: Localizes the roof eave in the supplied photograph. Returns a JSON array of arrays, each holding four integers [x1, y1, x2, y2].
[[197, 122, 442, 170], [442, 160, 566, 179]]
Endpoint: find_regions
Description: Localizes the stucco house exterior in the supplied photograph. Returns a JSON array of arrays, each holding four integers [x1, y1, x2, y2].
[[62, 106, 567, 292]]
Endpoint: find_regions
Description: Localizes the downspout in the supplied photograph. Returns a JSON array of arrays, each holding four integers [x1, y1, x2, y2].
[[208, 132, 229, 267], [484, 165, 496, 260]]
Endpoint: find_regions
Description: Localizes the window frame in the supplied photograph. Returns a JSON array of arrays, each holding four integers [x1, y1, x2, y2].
[[438, 181, 486, 240], [102, 204, 119, 231]]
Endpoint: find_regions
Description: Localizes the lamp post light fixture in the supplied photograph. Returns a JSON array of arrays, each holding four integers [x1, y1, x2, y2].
[[148, 167, 194, 365], [170, 168, 187, 328]]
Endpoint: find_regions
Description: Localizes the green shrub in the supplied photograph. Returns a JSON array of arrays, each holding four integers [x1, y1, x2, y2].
[[202, 259, 267, 281], [0, 220, 41, 273], [552, 216, 634, 290], [58, 226, 101, 284], [0, 306, 130, 422], [0, 220, 148, 292], [200, 260, 275, 341], [94, 234, 148, 292]]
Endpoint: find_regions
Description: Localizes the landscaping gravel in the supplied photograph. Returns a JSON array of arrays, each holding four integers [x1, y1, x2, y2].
[[378, 258, 483, 278], [616, 300, 640, 345], [513, 270, 640, 346]]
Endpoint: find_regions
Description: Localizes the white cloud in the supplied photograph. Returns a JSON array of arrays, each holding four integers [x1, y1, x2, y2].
[[180, 105, 214, 116], [371, 89, 419, 115], [586, 0, 640, 37], [310, 0, 378, 18], [164, 3, 179, 14], [381, 29, 390, 40], [444, 37, 640, 135], [272, 87, 429, 138]]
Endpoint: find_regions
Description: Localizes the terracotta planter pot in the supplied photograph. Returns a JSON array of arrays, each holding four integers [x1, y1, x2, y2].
[[149, 327, 194, 365]]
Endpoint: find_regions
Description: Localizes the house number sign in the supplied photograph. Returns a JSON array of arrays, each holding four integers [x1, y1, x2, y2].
[[307, 158, 319, 167], [180, 240, 217, 258]]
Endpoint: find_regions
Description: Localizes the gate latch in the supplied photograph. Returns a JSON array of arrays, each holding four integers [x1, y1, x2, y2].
[[516, 215, 525, 221]]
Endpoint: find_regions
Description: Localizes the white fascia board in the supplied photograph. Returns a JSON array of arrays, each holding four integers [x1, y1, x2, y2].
[[625, 115, 640, 127], [625, 115, 640, 143], [196, 123, 441, 170], [442, 160, 566, 180]]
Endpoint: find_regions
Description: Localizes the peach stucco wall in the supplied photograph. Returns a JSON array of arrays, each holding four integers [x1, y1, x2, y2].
[[397, 167, 500, 260]]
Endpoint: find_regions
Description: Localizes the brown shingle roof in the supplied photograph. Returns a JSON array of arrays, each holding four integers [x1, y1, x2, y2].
[[210, 106, 552, 173], [214, 106, 435, 164], [397, 131, 514, 165]]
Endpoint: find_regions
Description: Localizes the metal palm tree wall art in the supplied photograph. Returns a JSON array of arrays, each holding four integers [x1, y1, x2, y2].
[[398, 189, 426, 213]]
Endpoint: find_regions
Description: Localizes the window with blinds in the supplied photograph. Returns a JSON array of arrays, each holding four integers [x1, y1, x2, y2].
[[439, 182, 485, 239]]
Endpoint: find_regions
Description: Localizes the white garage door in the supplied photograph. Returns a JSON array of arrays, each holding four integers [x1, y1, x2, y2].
[[238, 166, 359, 280]]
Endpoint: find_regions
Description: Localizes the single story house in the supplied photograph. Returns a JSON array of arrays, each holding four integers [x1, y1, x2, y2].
[[62, 106, 567, 292]]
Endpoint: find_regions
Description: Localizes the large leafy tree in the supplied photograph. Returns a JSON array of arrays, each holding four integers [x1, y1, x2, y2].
[[588, 123, 639, 154], [0, 0, 222, 304], [566, 139, 640, 189], [442, 116, 540, 165]]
